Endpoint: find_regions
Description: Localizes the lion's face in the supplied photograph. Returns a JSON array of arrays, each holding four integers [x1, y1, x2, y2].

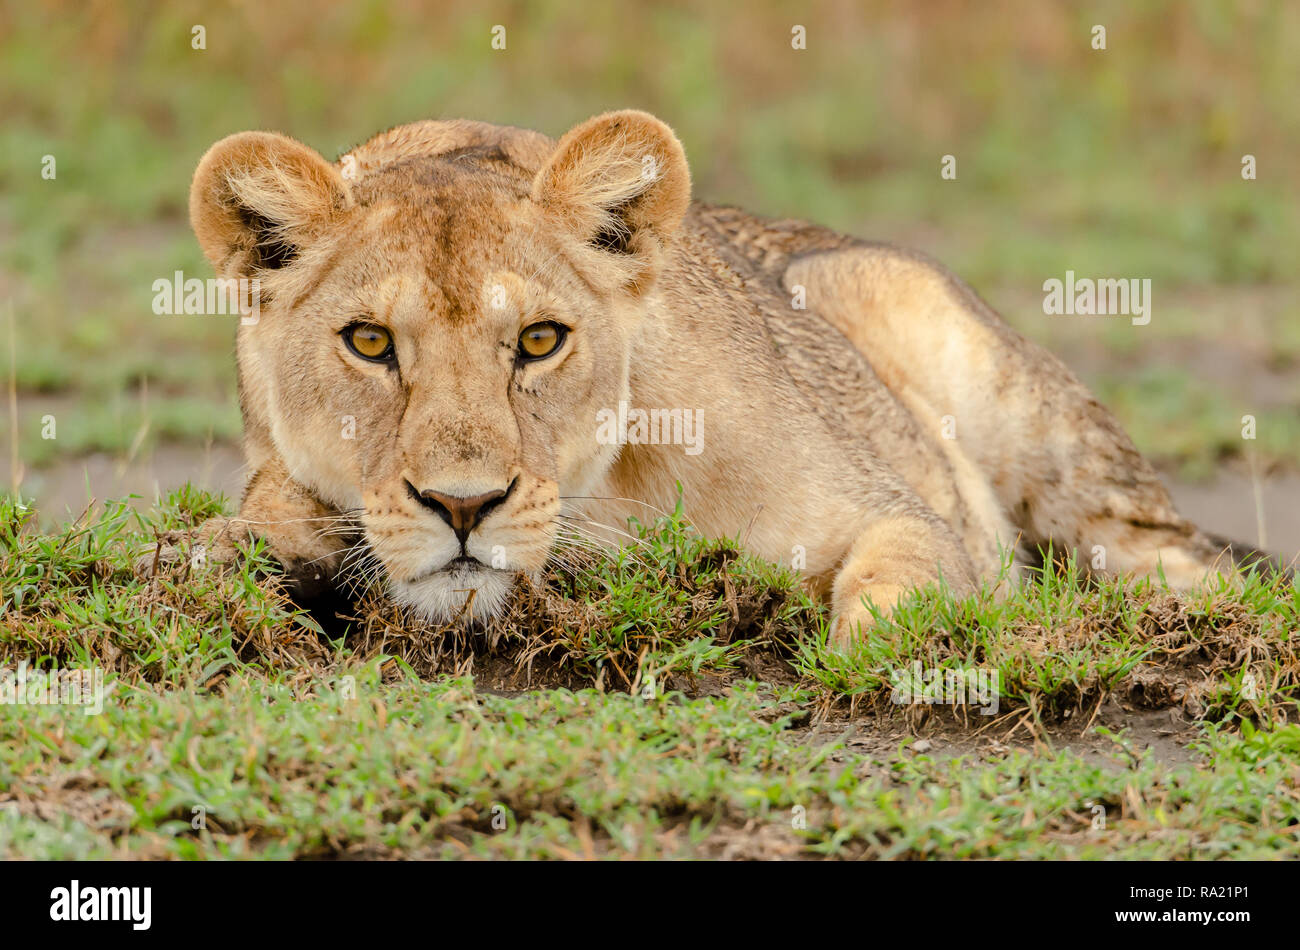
[[190, 113, 690, 621], [253, 172, 634, 619]]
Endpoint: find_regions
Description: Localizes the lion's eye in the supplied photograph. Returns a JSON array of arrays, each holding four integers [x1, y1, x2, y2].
[[343, 323, 395, 362], [518, 321, 567, 361]]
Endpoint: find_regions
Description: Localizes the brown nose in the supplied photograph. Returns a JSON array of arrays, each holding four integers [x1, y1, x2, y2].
[[409, 481, 513, 546]]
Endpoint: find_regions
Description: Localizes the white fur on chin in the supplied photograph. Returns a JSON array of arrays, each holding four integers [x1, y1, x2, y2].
[[389, 565, 516, 625]]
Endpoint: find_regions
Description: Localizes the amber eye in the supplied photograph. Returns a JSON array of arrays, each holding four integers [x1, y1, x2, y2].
[[343, 323, 394, 362], [518, 321, 567, 361]]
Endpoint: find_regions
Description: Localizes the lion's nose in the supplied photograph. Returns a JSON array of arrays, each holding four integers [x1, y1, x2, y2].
[[408, 480, 514, 546]]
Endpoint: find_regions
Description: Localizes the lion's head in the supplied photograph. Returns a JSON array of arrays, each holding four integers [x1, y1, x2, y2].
[[189, 112, 691, 620]]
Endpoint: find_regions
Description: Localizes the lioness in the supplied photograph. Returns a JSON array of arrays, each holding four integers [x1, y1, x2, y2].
[[174, 110, 1245, 643]]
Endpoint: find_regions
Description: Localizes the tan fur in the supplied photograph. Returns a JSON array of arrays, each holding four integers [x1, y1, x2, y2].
[[168, 111, 1237, 643]]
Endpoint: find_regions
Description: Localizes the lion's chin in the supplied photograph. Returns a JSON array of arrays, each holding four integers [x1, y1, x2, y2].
[[388, 562, 517, 626]]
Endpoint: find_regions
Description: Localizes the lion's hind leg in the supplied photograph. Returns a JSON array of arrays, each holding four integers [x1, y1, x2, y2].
[[783, 243, 1238, 593]]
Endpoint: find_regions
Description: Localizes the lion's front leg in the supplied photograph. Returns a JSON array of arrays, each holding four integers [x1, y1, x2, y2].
[[145, 456, 357, 601], [829, 512, 978, 646]]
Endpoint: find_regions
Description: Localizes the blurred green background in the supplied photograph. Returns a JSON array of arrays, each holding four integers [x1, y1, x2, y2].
[[1, 0, 1297, 545]]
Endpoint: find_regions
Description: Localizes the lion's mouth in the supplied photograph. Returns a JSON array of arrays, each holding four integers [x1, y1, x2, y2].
[[408, 554, 498, 583], [392, 554, 518, 623]]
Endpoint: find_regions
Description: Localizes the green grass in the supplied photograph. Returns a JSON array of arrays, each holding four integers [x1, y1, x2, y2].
[[6, 676, 1300, 859], [2, 491, 1297, 858], [1091, 371, 1300, 481]]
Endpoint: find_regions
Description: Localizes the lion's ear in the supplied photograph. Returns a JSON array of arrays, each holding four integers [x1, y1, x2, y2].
[[531, 111, 690, 290], [190, 131, 350, 277]]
